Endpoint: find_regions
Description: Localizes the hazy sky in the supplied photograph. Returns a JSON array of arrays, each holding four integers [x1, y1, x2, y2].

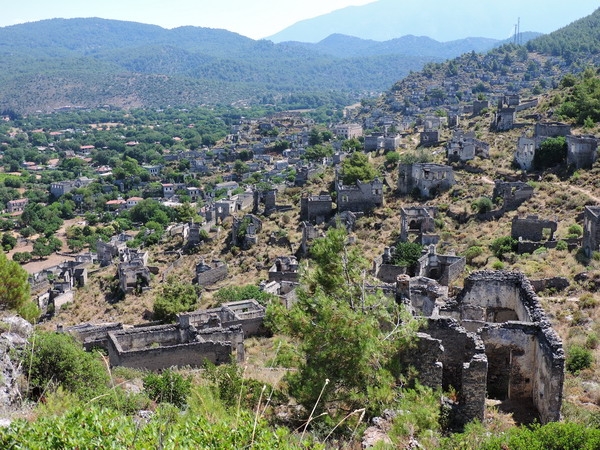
[[1, 0, 376, 39]]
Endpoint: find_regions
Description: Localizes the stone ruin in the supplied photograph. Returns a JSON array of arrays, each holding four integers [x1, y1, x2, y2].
[[336, 177, 384, 214], [268, 255, 299, 283], [492, 101, 515, 132], [66, 300, 267, 371], [300, 193, 333, 224], [373, 244, 464, 287], [567, 134, 599, 169], [514, 122, 572, 171], [583, 205, 600, 258], [195, 259, 228, 286], [400, 270, 564, 426], [253, 187, 277, 216], [231, 214, 262, 249], [97, 233, 134, 266], [399, 206, 438, 244], [511, 215, 558, 254], [398, 163, 455, 199], [373, 207, 465, 286], [492, 180, 534, 211], [447, 130, 490, 163], [117, 248, 150, 294]]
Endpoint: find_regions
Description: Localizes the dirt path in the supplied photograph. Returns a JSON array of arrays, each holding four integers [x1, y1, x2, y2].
[[568, 184, 600, 204]]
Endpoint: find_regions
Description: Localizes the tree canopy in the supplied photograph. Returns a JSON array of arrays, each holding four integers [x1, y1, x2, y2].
[[0, 251, 30, 310], [340, 151, 378, 185], [268, 227, 420, 418]]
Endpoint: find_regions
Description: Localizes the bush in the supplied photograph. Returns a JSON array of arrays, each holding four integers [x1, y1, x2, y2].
[[464, 246, 484, 264], [153, 277, 200, 323], [580, 293, 598, 309], [556, 240, 568, 251], [566, 345, 593, 374], [492, 260, 505, 270], [489, 236, 517, 260], [471, 197, 493, 213], [143, 369, 191, 409], [568, 223, 583, 237], [26, 331, 109, 400]]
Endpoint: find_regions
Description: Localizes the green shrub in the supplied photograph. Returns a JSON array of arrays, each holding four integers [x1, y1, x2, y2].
[[143, 369, 191, 409], [471, 197, 493, 213], [392, 241, 424, 267], [580, 293, 598, 309], [489, 236, 517, 260], [26, 331, 110, 400], [464, 246, 484, 264], [568, 224, 583, 237], [556, 240, 568, 251], [586, 332, 599, 350], [566, 345, 593, 374], [492, 260, 505, 270]]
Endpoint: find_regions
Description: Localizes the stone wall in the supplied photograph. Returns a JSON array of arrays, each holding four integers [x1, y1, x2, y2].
[[493, 181, 534, 211], [398, 163, 455, 198], [583, 206, 600, 257], [511, 215, 557, 242], [196, 260, 228, 286], [421, 318, 488, 425], [567, 134, 598, 169], [300, 195, 333, 224], [336, 178, 384, 213]]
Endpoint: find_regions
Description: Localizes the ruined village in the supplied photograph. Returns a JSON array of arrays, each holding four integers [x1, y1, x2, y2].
[[0, 14, 600, 448]]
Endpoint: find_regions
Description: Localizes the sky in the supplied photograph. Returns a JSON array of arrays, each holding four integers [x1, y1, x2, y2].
[[0, 0, 376, 40]]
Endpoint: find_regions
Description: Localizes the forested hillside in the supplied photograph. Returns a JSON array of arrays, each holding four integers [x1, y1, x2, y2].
[[0, 18, 439, 113]]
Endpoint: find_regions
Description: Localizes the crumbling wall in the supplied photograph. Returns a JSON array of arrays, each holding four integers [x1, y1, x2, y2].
[[300, 195, 333, 224], [583, 206, 600, 257], [108, 338, 232, 370], [421, 318, 488, 425], [567, 135, 598, 169], [493, 181, 534, 211]]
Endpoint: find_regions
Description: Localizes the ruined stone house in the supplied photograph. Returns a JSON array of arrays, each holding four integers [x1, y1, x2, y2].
[[492, 96, 516, 131], [399, 206, 438, 244], [300, 194, 333, 224], [231, 214, 262, 249], [398, 163, 455, 198], [511, 215, 557, 254], [583, 205, 600, 257], [419, 130, 440, 147], [415, 245, 465, 286], [117, 249, 150, 294], [97, 233, 134, 266], [253, 187, 277, 216], [336, 177, 384, 213], [447, 130, 490, 163], [515, 123, 572, 171], [566, 134, 599, 169], [268, 255, 299, 283], [69, 300, 267, 371], [514, 135, 536, 171], [196, 259, 228, 286], [492, 180, 534, 211], [472, 99, 489, 116], [401, 270, 564, 425]]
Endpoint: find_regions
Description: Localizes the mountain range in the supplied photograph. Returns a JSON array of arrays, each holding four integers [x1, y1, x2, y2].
[[267, 0, 599, 43]]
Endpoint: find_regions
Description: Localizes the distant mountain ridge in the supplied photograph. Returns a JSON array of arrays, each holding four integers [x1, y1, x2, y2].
[[287, 33, 541, 59], [267, 0, 598, 43]]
